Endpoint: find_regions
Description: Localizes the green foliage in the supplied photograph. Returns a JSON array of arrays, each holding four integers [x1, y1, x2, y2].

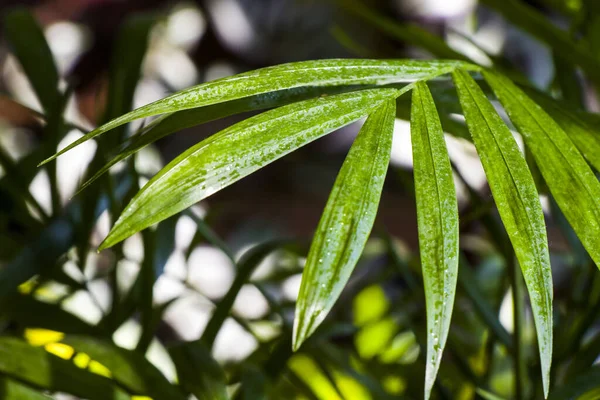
[[2, 1, 600, 399], [411, 81, 459, 400]]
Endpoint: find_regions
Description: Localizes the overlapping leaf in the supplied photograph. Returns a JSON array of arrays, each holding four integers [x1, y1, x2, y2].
[[292, 99, 395, 350], [98, 88, 401, 249], [77, 86, 363, 193], [453, 69, 553, 396], [40, 59, 474, 165], [484, 71, 600, 269], [410, 82, 459, 399]]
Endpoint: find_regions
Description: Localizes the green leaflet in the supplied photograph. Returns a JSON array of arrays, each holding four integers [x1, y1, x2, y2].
[[99, 88, 401, 249], [453, 69, 553, 397], [76, 86, 365, 194], [40, 59, 475, 165], [62, 336, 184, 400], [525, 90, 600, 173], [411, 81, 458, 400], [0, 337, 130, 400], [484, 71, 600, 269], [293, 99, 395, 350], [3, 9, 60, 113]]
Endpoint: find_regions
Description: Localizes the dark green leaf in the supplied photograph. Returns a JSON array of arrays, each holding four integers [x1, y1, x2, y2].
[[3, 294, 98, 335], [293, 98, 395, 350], [410, 81, 459, 399], [339, 0, 469, 61], [453, 69, 553, 395], [3, 9, 59, 113], [549, 366, 600, 400], [525, 90, 600, 173], [168, 341, 229, 400], [202, 240, 286, 348], [0, 376, 53, 400], [99, 88, 401, 249]]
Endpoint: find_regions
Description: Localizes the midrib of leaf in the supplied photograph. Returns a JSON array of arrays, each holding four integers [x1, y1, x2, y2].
[[453, 70, 552, 395], [99, 88, 400, 249], [412, 81, 458, 400], [484, 70, 600, 268], [40, 59, 477, 166], [456, 73, 549, 297], [524, 100, 600, 230], [293, 99, 395, 350]]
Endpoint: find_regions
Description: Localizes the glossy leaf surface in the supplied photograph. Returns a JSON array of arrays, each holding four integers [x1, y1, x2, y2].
[[484, 71, 600, 270], [100, 88, 400, 249], [411, 81, 459, 400], [41, 59, 474, 165], [454, 69, 553, 396], [293, 98, 395, 350]]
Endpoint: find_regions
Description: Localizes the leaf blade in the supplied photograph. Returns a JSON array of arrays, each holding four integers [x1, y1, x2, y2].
[[99, 88, 401, 249], [293, 98, 396, 350], [40, 59, 473, 165], [483, 71, 600, 270], [410, 81, 459, 400], [453, 69, 553, 396], [3, 9, 60, 113]]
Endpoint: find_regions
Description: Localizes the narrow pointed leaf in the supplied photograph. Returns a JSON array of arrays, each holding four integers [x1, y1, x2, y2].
[[293, 98, 395, 350], [40, 59, 474, 165], [453, 69, 553, 395], [77, 86, 367, 194], [524, 90, 600, 173], [99, 88, 401, 249], [201, 240, 287, 348], [484, 71, 600, 270], [3, 9, 60, 113], [410, 81, 459, 400]]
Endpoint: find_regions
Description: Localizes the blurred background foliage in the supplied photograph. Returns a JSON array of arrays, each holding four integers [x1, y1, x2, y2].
[[0, 0, 599, 399]]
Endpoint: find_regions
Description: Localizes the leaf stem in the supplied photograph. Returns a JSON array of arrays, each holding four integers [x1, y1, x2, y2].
[[509, 256, 526, 400]]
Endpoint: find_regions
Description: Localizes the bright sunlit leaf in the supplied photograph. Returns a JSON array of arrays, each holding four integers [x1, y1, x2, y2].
[[293, 99, 396, 350], [40, 59, 474, 166], [100, 88, 400, 249], [411, 81, 459, 400], [454, 69, 553, 397]]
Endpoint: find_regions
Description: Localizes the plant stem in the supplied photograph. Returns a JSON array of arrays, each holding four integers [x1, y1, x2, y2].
[[510, 256, 526, 400]]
